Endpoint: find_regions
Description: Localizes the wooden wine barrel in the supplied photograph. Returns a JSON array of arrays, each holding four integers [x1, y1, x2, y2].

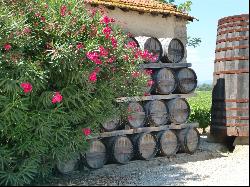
[[101, 117, 122, 132], [159, 38, 185, 63], [83, 140, 107, 169], [56, 153, 80, 174], [135, 36, 163, 63], [156, 130, 179, 156], [176, 127, 200, 154], [107, 136, 134, 164], [174, 68, 197, 94], [153, 68, 177, 95], [211, 14, 249, 138], [145, 100, 169, 126], [166, 98, 190, 124], [126, 102, 146, 128], [131, 133, 157, 160]]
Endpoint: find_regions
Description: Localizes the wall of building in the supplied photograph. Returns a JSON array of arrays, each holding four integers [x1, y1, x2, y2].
[[86, 4, 188, 63]]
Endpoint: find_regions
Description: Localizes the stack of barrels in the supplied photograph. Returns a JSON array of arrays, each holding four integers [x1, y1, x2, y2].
[[57, 36, 200, 172], [211, 14, 249, 140], [78, 36, 200, 170]]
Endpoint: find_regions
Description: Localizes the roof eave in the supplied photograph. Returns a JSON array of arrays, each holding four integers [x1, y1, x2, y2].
[[87, 1, 197, 21]]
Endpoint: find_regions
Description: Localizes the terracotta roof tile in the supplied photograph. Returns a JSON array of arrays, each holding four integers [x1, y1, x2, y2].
[[85, 0, 195, 21]]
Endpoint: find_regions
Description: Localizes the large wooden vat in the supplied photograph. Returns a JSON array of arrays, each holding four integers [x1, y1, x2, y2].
[[211, 14, 249, 141]]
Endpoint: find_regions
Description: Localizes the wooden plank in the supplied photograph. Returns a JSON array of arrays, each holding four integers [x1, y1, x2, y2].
[[87, 123, 199, 140], [140, 63, 192, 69], [116, 93, 196, 103]]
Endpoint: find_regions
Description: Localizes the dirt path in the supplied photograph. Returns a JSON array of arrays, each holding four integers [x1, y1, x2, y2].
[[51, 135, 249, 186]]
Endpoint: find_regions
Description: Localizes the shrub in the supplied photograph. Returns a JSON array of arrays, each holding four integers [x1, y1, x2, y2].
[[0, 0, 151, 185], [188, 91, 212, 131]]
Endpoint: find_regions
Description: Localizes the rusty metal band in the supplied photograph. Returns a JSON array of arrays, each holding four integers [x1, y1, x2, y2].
[[219, 16, 249, 25], [215, 45, 249, 52], [213, 99, 249, 103], [225, 123, 249, 127], [212, 107, 249, 111], [213, 69, 249, 75], [226, 116, 249, 120], [212, 122, 249, 127], [216, 36, 249, 44], [217, 27, 249, 36], [215, 56, 249, 62], [218, 14, 249, 22], [218, 22, 249, 30], [226, 108, 249, 111]]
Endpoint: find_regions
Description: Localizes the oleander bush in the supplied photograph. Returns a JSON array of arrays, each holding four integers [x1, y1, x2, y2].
[[0, 0, 153, 185], [188, 91, 212, 131]]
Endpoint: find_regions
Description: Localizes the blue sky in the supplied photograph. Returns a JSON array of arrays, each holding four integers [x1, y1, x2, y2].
[[174, 0, 249, 84]]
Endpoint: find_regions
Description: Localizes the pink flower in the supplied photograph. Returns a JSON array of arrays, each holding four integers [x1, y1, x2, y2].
[[132, 71, 140, 78], [35, 12, 40, 17], [82, 128, 91, 136], [76, 43, 84, 50], [86, 51, 98, 61], [100, 15, 111, 24], [99, 46, 108, 57], [40, 16, 46, 22], [94, 59, 102, 65], [111, 37, 117, 48], [52, 92, 63, 104], [151, 54, 158, 62], [86, 51, 102, 64], [127, 32, 133, 37], [23, 27, 31, 34], [144, 93, 151, 96], [89, 71, 97, 83], [140, 50, 151, 59], [91, 9, 97, 16], [147, 80, 154, 87], [3, 43, 11, 51], [106, 56, 116, 63], [123, 55, 129, 61], [102, 26, 112, 38], [60, 5, 67, 17], [144, 69, 153, 75], [127, 41, 137, 48], [20, 82, 33, 93]]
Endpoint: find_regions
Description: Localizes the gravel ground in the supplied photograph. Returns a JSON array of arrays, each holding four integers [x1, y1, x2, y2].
[[50, 135, 249, 186]]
